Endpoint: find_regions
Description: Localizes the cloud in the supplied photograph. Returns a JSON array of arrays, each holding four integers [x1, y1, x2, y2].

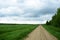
[[0, 14, 53, 24], [0, 0, 60, 24], [0, 6, 24, 17], [0, 16, 46, 24], [0, 0, 17, 6], [23, 0, 46, 9], [0, 6, 24, 13]]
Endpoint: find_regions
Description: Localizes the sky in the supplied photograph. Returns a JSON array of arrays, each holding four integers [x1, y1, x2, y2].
[[0, 0, 60, 24]]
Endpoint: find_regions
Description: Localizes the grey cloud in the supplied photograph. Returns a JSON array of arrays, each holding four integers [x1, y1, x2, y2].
[[0, 13, 6, 17], [0, 0, 60, 24]]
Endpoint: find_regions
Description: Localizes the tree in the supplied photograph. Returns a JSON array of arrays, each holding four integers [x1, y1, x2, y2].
[[46, 21, 50, 25], [48, 8, 60, 27]]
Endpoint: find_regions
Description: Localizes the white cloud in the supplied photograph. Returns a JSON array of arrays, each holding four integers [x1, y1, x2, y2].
[[0, 0, 60, 24], [39, 14, 54, 21], [0, 14, 52, 24], [0, 17, 46, 24], [23, 0, 46, 10], [49, 0, 60, 4], [0, 0, 17, 6], [0, 6, 24, 15]]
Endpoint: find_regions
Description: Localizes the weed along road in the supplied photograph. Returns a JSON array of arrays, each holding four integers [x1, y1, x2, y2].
[[24, 25, 57, 40]]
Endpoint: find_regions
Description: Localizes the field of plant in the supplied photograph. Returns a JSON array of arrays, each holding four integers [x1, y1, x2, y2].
[[42, 24, 60, 40], [0, 24, 38, 40]]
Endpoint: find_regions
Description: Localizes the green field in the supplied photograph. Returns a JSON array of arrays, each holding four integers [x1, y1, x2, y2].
[[42, 24, 60, 40], [0, 24, 38, 40]]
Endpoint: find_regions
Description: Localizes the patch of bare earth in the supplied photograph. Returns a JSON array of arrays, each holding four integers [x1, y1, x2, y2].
[[24, 25, 57, 40]]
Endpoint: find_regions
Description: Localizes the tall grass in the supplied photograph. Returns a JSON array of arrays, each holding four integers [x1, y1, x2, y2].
[[42, 24, 60, 40], [0, 24, 38, 40]]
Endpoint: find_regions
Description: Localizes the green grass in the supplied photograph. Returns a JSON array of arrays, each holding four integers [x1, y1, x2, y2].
[[0, 24, 38, 40], [42, 24, 60, 40]]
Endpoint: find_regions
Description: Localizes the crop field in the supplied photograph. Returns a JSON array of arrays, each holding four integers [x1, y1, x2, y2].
[[0, 24, 38, 40]]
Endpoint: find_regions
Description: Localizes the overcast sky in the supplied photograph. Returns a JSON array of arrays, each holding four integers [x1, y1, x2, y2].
[[0, 0, 60, 24]]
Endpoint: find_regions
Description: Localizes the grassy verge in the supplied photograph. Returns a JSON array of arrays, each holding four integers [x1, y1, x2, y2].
[[0, 24, 38, 40], [42, 24, 60, 40]]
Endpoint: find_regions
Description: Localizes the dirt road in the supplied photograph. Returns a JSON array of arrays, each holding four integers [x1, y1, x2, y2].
[[24, 25, 57, 40]]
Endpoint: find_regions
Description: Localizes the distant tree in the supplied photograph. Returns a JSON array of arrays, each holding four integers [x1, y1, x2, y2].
[[46, 21, 50, 25], [46, 21, 48, 25]]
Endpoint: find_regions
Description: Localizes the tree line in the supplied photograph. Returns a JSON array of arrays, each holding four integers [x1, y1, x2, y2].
[[46, 8, 60, 27]]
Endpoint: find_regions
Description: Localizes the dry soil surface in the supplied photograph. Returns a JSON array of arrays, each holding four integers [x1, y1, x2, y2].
[[24, 25, 57, 40]]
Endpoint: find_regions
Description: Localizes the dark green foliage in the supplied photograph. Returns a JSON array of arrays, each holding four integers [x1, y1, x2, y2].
[[52, 8, 60, 27], [57, 8, 60, 14], [46, 21, 48, 25], [46, 21, 50, 25], [46, 20, 51, 25], [47, 8, 60, 27]]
